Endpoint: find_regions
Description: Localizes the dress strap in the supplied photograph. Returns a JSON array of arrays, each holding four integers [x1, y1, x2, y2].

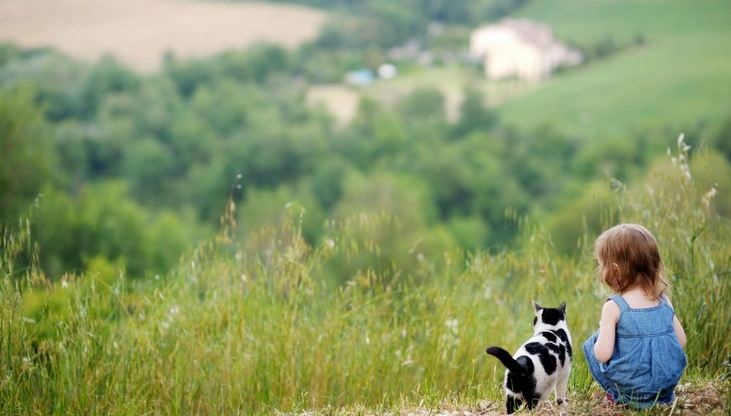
[[659, 293, 670, 305], [608, 294, 630, 311]]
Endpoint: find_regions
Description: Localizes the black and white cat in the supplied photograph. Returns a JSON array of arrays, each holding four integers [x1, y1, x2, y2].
[[486, 301, 572, 414]]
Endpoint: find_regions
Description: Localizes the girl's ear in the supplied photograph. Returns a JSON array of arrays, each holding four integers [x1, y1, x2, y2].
[[533, 300, 542, 312]]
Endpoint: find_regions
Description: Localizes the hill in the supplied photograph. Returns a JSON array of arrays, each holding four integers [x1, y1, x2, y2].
[[0, 0, 327, 72], [497, 0, 731, 138]]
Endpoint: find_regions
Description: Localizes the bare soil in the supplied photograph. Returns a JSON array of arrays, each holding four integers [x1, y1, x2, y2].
[[0, 0, 327, 72], [400, 382, 728, 415]]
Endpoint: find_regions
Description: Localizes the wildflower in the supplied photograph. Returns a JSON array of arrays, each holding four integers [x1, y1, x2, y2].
[[702, 185, 718, 208], [677, 133, 691, 152], [445, 318, 459, 333]]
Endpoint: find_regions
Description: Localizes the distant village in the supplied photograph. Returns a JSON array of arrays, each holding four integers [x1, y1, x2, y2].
[[344, 18, 582, 86]]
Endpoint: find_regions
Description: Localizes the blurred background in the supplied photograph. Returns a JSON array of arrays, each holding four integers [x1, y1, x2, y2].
[[1, 0, 730, 281]]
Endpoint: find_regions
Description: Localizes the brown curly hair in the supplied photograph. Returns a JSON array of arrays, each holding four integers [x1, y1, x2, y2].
[[594, 224, 669, 299]]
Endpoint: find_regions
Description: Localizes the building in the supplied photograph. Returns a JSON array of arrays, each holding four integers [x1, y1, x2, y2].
[[470, 18, 582, 81]]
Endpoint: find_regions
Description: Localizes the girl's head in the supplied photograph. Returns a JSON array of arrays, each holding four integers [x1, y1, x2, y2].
[[594, 223, 668, 299]]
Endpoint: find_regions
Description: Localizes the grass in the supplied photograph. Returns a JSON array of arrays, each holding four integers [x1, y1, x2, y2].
[[309, 0, 731, 142], [498, 0, 731, 138], [1, 142, 729, 414]]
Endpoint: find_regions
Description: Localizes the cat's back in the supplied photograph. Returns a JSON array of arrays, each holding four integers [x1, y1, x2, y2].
[[514, 328, 572, 376]]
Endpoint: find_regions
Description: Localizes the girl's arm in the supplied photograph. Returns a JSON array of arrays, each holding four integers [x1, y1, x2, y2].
[[665, 297, 687, 348], [673, 316, 687, 348], [594, 300, 620, 363]]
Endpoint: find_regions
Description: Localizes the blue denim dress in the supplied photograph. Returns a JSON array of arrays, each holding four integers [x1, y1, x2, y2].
[[583, 294, 687, 408]]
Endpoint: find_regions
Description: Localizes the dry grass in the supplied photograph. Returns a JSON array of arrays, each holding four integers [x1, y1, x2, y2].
[[0, 0, 327, 72], [306, 84, 361, 127], [299, 380, 728, 415]]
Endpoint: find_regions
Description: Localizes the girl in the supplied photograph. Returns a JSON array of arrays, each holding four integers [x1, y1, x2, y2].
[[583, 223, 687, 408]]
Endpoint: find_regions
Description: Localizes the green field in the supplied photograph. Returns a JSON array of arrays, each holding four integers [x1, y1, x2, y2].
[[319, 0, 731, 141], [498, 0, 731, 138]]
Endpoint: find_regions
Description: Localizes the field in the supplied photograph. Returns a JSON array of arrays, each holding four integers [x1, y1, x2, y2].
[[2, 140, 729, 414], [0, 0, 327, 72], [311, 0, 731, 140], [499, 0, 731, 138]]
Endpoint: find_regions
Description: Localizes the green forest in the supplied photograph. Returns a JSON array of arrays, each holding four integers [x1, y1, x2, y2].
[[1, 0, 730, 414]]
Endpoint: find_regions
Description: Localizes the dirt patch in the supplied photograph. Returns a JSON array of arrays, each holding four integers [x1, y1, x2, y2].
[[361, 381, 728, 415], [306, 84, 361, 127], [0, 0, 327, 72]]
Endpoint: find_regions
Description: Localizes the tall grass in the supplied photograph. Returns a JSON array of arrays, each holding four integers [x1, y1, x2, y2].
[[1, 139, 729, 414]]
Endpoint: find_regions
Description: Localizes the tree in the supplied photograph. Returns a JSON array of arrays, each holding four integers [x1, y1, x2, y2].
[[80, 55, 140, 118], [0, 87, 53, 223], [451, 88, 496, 139]]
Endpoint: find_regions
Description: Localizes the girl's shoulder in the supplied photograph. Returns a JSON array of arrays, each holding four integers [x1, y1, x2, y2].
[[600, 298, 621, 320], [606, 294, 629, 310]]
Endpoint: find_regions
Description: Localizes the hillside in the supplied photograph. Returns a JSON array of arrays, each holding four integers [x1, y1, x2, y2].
[[0, 0, 327, 72], [306, 0, 731, 140], [497, 0, 731, 138]]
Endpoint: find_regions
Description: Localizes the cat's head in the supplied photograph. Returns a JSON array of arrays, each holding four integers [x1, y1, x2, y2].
[[532, 300, 567, 329]]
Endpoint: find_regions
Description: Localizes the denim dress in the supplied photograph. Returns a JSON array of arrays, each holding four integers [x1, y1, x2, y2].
[[583, 294, 687, 408]]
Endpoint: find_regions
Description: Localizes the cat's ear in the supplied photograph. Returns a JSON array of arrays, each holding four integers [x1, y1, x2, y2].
[[533, 300, 542, 312], [559, 301, 566, 313]]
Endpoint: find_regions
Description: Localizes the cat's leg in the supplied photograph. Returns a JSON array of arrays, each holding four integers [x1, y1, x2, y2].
[[506, 395, 522, 414], [555, 371, 570, 415], [525, 395, 540, 410]]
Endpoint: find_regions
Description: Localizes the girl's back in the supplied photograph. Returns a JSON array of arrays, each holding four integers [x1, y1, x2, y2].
[[584, 294, 686, 407]]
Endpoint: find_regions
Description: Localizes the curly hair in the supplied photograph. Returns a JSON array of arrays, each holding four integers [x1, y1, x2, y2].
[[594, 223, 669, 299]]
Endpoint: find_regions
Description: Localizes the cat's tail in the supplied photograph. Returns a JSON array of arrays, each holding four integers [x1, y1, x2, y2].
[[486, 346, 527, 375]]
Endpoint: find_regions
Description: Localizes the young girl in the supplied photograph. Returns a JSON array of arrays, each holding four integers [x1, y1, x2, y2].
[[583, 224, 687, 408]]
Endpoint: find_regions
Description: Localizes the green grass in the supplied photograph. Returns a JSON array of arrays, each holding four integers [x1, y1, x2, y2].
[[340, 1, 731, 142], [1, 145, 729, 414], [497, 0, 731, 138]]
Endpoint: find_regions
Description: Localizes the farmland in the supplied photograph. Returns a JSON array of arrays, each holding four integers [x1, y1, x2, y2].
[[0, 0, 327, 72]]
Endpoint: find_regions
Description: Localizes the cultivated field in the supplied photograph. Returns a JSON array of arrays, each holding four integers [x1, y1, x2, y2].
[[0, 0, 327, 72]]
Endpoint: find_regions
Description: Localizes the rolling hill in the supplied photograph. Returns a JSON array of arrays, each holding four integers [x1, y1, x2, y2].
[[498, 0, 731, 139]]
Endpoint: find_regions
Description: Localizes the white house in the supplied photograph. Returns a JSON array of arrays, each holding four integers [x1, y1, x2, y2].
[[470, 18, 582, 81]]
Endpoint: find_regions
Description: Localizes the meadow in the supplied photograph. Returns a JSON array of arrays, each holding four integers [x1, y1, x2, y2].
[[2, 140, 728, 414], [307, 0, 731, 142], [501, 0, 731, 139]]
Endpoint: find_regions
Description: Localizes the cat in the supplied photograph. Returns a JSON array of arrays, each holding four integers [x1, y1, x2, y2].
[[485, 301, 572, 414]]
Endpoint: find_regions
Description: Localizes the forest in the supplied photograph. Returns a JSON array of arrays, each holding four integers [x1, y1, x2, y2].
[[3, 38, 729, 281]]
